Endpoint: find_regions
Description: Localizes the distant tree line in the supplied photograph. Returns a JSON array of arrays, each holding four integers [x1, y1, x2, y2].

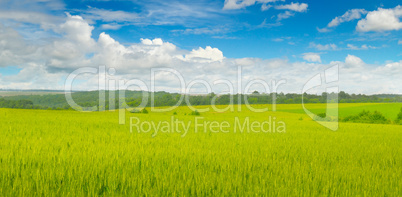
[[0, 98, 36, 109], [0, 98, 71, 110], [1, 91, 402, 110]]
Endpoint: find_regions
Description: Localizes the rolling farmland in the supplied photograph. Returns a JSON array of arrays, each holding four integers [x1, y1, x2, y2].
[[1, 103, 401, 196]]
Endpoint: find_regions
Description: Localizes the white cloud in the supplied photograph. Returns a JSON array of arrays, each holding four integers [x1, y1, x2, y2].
[[275, 2, 308, 12], [142, 38, 163, 46], [73, 1, 224, 31], [223, 0, 283, 10], [58, 14, 95, 46], [101, 23, 123, 30], [152, 38, 164, 46], [316, 27, 331, 33], [399, 40, 402, 45], [302, 53, 321, 63], [0, 0, 66, 31], [347, 44, 377, 50], [277, 11, 295, 21], [272, 38, 284, 42], [261, 4, 272, 11], [1, 14, 402, 94], [356, 6, 402, 32], [309, 42, 338, 51], [0, 0, 65, 12], [140, 38, 153, 45], [83, 7, 140, 23], [211, 35, 239, 39], [271, 36, 292, 42], [143, 1, 222, 26], [42, 14, 97, 72], [328, 9, 367, 28], [345, 54, 364, 68], [185, 46, 224, 63], [175, 27, 231, 35], [375, 61, 402, 73], [318, 9, 367, 32], [346, 44, 359, 50], [0, 11, 62, 29], [0, 24, 38, 67], [257, 19, 282, 28], [223, 1, 308, 22]]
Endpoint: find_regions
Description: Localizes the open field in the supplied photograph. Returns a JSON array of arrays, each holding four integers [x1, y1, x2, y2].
[[1, 103, 401, 196], [276, 103, 402, 119]]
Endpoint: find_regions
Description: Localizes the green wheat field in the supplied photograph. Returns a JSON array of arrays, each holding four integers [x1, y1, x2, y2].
[[1, 103, 401, 196]]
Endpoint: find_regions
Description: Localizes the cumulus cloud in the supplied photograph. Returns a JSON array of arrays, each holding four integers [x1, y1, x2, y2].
[[356, 6, 402, 32], [375, 61, 402, 73], [141, 38, 164, 46], [319, 6, 402, 33], [58, 14, 95, 46], [344, 54, 365, 68], [1, 14, 402, 94], [185, 46, 224, 63], [43, 14, 97, 72], [302, 53, 321, 63]]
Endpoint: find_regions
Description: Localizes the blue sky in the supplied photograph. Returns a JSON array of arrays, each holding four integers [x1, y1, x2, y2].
[[64, 0, 401, 63], [0, 0, 401, 93]]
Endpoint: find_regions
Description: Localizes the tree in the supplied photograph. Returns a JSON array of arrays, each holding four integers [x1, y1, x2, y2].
[[339, 91, 349, 100], [395, 107, 402, 124], [190, 110, 200, 116], [141, 108, 149, 114]]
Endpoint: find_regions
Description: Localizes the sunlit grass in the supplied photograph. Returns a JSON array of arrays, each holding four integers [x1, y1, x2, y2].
[[0, 104, 401, 195]]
